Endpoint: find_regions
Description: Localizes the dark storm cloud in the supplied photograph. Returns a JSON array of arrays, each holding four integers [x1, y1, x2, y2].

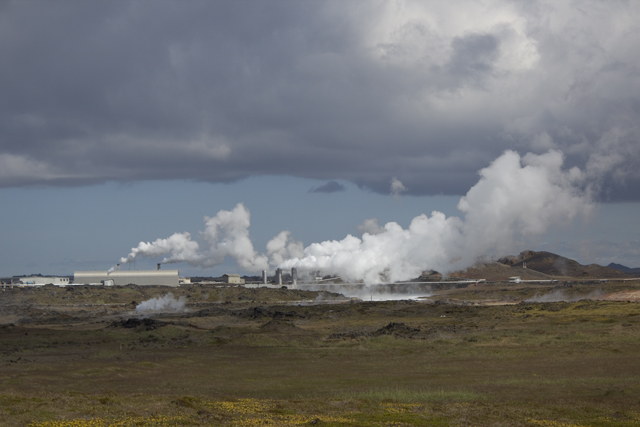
[[309, 181, 346, 193], [1, 0, 639, 200], [446, 33, 500, 87]]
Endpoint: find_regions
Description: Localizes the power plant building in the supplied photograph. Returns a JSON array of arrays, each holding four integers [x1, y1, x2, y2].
[[74, 270, 179, 287], [12, 276, 70, 286], [222, 274, 245, 284]]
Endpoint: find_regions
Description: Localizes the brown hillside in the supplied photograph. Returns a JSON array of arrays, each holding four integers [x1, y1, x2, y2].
[[449, 250, 632, 281], [498, 250, 630, 278], [450, 262, 556, 281]]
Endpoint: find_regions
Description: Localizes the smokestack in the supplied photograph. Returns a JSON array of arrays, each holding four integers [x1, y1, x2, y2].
[[157, 263, 161, 270], [117, 263, 120, 271], [276, 268, 282, 286], [291, 267, 297, 285], [262, 270, 267, 285]]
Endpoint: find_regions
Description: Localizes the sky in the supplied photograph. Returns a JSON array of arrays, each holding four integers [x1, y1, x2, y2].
[[1, 0, 639, 279]]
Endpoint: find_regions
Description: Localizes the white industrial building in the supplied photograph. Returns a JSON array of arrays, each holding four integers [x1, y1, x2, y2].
[[74, 270, 180, 287], [222, 274, 245, 284], [12, 276, 71, 286]]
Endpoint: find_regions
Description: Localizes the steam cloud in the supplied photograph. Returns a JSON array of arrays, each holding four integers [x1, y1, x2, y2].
[[282, 150, 592, 283], [119, 149, 593, 284], [119, 203, 303, 272], [136, 293, 187, 313]]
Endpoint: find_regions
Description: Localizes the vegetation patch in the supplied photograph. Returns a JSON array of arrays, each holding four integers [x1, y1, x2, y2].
[[1, 284, 640, 426]]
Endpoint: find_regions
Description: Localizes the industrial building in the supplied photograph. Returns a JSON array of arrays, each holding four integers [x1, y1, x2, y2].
[[11, 276, 71, 286], [222, 274, 245, 284], [74, 270, 180, 287]]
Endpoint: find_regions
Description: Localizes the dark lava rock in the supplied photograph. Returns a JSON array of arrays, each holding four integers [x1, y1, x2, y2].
[[249, 306, 269, 319], [327, 330, 370, 340], [328, 322, 421, 340], [244, 306, 305, 320], [108, 318, 168, 331], [373, 322, 420, 337]]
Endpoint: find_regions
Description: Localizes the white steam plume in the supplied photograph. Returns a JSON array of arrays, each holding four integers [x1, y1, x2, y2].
[[281, 150, 593, 284], [121, 232, 199, 265], [119, 203, 302, 273], [118, 149, 593, 284], [266, 231, 304, 266]]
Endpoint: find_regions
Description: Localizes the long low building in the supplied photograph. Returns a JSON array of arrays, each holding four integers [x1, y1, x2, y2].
[[12, 276, 71, 286], [74, 270, 180, 287]]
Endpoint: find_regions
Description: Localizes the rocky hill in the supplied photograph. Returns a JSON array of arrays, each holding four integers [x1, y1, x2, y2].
[[450, 250, 633, 281], [499, 251, 631, 278], [449, 262, 554, 281]]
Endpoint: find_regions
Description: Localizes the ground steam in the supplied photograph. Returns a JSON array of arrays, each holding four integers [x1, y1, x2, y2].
[[524, 289, 604, 303], [136, 293, 187, 313]]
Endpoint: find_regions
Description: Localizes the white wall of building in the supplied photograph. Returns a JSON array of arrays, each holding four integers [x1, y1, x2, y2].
[[74, 270, 180, 287], [13, 276, 71, 286]]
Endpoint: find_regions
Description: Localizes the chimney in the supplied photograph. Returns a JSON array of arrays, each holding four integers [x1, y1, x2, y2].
[[157, 263, 161, 270]]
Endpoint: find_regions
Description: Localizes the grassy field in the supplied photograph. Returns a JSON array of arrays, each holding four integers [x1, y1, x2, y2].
[[1, 283, 640, 426]]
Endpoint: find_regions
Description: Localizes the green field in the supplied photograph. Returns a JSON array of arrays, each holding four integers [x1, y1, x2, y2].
[[1, 283, 640, 426]]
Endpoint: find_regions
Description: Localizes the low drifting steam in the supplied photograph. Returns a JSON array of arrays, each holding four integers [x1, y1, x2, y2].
[[136, 293, 187, 313], [303, 283, 433, 301], [524, 289, 603, 303], [118, 149, 593, 284]]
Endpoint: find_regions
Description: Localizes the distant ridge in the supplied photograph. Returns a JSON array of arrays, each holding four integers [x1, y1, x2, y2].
[[450, 250, 634, 281], [498, 250, 630, 278], [607, 263, 640, 275]]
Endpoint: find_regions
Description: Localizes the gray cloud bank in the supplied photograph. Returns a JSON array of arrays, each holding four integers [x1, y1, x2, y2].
[[1, 1, 639, 200]]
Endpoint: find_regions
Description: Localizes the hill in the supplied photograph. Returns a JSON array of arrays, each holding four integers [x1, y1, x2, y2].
[[498, 250, 630, 278], [608, 263, 640, 275], [451, 250, 632, 280], [449, 262, 555, 281]]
